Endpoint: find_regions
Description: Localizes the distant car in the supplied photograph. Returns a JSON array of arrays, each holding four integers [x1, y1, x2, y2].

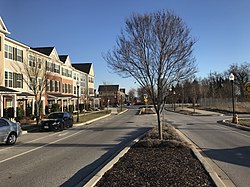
[[39, 112, 73, 131], [0, 118, 22, 145]]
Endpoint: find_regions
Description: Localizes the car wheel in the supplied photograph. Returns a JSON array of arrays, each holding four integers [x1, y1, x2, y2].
[[6, 133, 17, 145]]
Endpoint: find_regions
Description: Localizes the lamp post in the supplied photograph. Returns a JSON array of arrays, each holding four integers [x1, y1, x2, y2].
[[173, 91, 176, 111], [229, 73, 235, 123], [77, 82, 80, 123]]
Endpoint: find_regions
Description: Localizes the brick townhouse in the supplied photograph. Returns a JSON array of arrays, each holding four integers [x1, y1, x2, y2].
[[0, 17, 97, 119]]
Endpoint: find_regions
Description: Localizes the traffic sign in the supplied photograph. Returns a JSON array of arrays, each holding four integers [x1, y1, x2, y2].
[[245, 82, 250, 93]]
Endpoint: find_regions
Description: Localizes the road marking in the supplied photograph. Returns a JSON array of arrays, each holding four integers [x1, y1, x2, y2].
[[58, 132, 69, 136], [0, 132, 57, 153], [0, 130, 82, 164]]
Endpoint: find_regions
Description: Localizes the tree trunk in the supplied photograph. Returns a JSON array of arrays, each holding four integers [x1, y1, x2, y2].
[[156, 110, 163, 140], [36, 102, 39, 125]]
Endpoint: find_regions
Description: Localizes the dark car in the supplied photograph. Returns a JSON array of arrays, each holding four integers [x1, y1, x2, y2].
[[39, 112, 73, 131]]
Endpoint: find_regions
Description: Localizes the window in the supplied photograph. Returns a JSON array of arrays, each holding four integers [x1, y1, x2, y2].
[[5, 44, 13, 59], [62, 67, 67, 76], [51, 80, 55, 92], [68, 84, 72, 93], [38, 79, 42, 91], [54, 64, 60, 73], [55, 81, 59, 92], [73, 73, 76, 80], [29, 55, 35, 67], [74, 86, 76, 95], [65, 84, 68, 93], [68, 70, 72, 78], [46, 79, 50, 92], [5, 71, 13, 87], [29, 77, 35, 90], [46, 61, 52, 72], [13, 73, 23, 88], [17, 49, 23, 62], [38, 58, 42, 69], [0, 119, 9, 127], [50, 80, 53, 92], [62, 84, 65, 93]]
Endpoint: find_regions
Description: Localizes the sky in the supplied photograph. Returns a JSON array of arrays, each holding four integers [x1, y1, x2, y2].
[[1, 0, 250, 92]]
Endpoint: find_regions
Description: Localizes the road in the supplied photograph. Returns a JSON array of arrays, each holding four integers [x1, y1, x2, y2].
[[0, 109, 155, 187], [165, 110, 250, 187]]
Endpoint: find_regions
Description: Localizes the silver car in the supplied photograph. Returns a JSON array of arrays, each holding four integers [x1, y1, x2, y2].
[[0, 118, 22, 145]]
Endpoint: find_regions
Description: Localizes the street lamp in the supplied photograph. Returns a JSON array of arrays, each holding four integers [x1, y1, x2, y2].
[[77, 82, 80, 123], [173, 91, 176, 111], [229, 73, 235, 123]]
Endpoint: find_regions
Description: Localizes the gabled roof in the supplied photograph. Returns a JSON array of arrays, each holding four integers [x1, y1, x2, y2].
[[31, 47, 54, 56], [72, 63, 92, 74], [0, 17, 10, 34], [98, 85, 119, 92], [59, 55, 68, 63]]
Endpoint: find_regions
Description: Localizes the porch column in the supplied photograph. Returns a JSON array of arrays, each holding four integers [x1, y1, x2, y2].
[[32, 98, 35, 115], [61, 99, 63, 112], [0, 95, 3, 117], [42, 97, 45, 115], [13, 94, 17, 118]]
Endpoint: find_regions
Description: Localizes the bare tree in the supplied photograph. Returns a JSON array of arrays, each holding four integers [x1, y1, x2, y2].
[[13, 57, 48, 125], [104, 10, 197, 139], [228, 63, 250, 100], [128, 88, 136, 102]]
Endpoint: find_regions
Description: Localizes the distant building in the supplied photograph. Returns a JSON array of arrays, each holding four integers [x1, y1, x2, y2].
[[98, 85, 125, 106]]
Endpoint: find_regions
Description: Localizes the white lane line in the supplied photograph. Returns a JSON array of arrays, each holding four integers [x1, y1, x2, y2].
[[58, 132, 69, 136], [0, 132, 58, 153], [0, 130, 82, 164]]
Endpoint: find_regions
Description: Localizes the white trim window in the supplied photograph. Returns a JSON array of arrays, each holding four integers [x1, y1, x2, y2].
[[54, 64, 60, 74], [62, 83, 65, 93], [16, 73, 23, 88], [17, 49, 23, 62], [29, 55, 36, 67], [46, 79, 50, 92], [5, 71, 13, 87], [38, 58, 42, 69], [4, 44, 13, 59]]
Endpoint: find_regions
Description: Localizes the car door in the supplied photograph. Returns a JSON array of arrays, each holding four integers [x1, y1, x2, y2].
[[0, 119, 10, 142], [63, 113, 69, 127]]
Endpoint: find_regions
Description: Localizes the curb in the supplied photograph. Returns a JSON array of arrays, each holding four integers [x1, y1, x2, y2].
[[74, 113, 111, 127], [172, 126, 234, 187], [75, 109, 128, 127], [80, 132, 146, 187], [218, 119, 250, 131]]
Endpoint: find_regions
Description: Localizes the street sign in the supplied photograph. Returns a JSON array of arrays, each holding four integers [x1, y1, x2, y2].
[[245, 82, 250, 93]]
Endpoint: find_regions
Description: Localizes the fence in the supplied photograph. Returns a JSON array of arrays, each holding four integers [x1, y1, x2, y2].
[[198, 98, 250, 113]]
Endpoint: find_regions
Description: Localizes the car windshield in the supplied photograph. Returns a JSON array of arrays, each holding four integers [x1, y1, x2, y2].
[[47, 113, 64, 119]]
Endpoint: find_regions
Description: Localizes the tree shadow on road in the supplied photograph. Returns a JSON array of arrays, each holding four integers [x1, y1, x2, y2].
[[203, 146, 250, 168], [59, 127, 151, 187]]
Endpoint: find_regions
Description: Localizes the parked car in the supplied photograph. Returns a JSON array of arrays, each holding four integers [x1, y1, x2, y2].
[[39, 112, 73, 131], [0, 118, 22, 145]]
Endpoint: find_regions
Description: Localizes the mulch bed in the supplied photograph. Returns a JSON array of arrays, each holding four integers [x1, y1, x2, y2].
[[95, 126, 215, 187]]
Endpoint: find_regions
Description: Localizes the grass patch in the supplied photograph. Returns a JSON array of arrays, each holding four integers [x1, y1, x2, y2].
[[73, 110, 111, 124], [238, 119, 250, 127]]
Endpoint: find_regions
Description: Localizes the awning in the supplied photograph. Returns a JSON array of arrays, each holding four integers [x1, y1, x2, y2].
[[0, 86, 20, 94], [48, 93, 75, 100]]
